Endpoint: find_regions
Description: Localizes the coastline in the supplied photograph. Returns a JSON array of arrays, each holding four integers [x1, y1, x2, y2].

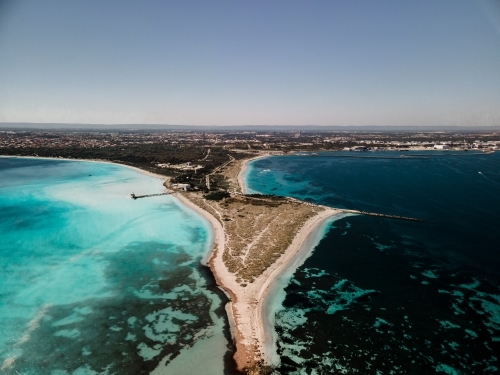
[[254, 208, 344, 365], [2, 154, 346, 371], [260, 211, 353, 364], [237, 154, 270, 194], [172, 192, 226, 273], [177, 188, 343, 369], [0, 155, 228, 374], [0, 155, 169, 181]]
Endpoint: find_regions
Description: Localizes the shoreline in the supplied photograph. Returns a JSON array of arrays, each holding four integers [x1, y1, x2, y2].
[[237, 154, 271, 194], [254, 208, 343, 365], [259, 211, 353, 364], [177, 188, 343, 369], [0, 155, 169, 181], [172, 192, 226, 273], [172, 192, 241, 362]]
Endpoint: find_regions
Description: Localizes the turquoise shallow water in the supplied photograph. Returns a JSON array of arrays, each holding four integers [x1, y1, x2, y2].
[[0, 157, 231, 374], [245, 151, 500, 374]]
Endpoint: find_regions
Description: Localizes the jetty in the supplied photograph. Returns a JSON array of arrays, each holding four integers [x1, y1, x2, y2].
[[130, 192, 169, 200], [284, 197, 424, 222], [305, 154, 429, 159], [233, 194, 424, 223], [338, 208, 423, 222]]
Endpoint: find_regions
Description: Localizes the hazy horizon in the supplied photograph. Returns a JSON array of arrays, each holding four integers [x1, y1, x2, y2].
[[1, 0, 499, 126], [2, 122, 500, 132]]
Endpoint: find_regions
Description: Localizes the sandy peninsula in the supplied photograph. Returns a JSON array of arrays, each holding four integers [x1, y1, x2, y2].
[[176, 155, 342, 373], [2, 154, 342, 372]]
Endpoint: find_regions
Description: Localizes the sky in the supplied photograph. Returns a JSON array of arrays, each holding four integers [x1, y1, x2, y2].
[[0, 0, 499, 126]]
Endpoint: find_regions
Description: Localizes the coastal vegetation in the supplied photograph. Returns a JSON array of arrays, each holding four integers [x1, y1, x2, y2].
[[191, 192, 321, 283], [0, 142, 245, 180], [204, 191, 230, 201], [242, 360, 277, 375]]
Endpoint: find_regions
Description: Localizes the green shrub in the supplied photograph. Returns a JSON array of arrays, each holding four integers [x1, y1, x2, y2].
[[204, 191, 230, 201]]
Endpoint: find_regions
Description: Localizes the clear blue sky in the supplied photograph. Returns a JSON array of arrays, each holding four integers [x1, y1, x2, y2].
[[1, 0, 499, 126]]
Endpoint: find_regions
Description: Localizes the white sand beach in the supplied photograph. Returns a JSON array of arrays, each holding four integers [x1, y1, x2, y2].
[[176, 190, 342, 369]]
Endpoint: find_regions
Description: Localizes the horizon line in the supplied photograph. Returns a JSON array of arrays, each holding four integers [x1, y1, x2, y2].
[[2, 122, 500, 128]]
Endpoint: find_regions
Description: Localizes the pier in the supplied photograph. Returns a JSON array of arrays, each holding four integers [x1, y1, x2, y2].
[[131, 192, 170, 200]]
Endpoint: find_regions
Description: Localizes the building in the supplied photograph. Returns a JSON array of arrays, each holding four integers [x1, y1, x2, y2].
[[434, 144, 449, 150], [172, 183, 192, 191]]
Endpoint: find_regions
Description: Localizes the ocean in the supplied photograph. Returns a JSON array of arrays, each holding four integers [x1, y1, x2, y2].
[[245, 151, 500, 374], [0, 157, 233, 375]]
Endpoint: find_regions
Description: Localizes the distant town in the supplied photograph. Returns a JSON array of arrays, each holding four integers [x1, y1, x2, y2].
[[1, 128, 499, 192], [2, 128, 500, 151]]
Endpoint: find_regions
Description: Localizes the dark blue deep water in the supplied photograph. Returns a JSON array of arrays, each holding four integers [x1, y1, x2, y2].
[[246, 151, 500, 374]]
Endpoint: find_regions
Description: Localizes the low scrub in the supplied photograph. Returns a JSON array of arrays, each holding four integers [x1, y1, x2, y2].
[[204, 191, 230, 201], [245, 194, 285, 200]]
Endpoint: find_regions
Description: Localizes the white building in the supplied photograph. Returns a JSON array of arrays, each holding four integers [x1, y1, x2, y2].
[[434, 144, 450, 150], [172, 183, 192, 191]]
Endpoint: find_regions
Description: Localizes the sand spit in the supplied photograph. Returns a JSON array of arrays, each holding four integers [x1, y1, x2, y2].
[[250, 208, 341, 366], [175, 156, 343, 372], [178, 190, 341, 371]]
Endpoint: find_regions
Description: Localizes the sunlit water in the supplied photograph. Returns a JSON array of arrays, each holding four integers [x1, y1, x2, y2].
[[0, 157, 233, 375], [245, 151, 500, 374]]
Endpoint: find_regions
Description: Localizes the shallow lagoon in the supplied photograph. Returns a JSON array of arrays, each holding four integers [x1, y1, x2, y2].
[[0, 157, 233, 375], [246, 151, 500, 374]]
